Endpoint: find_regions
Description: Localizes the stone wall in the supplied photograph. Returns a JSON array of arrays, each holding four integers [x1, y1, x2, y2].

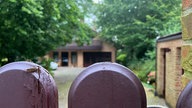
[[181, 0, 192, 88]]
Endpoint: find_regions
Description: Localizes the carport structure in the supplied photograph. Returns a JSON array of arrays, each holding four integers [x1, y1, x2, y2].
[[48, 38, 116, 67]]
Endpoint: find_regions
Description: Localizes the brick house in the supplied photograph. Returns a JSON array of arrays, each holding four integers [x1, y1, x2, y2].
[[48, 38, 116, 67], [156, 32, 183, 108]]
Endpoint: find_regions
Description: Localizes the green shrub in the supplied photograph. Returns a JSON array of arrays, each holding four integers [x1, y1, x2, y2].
[[137, 59, 155, 82], [38, 58, 54, 77], [116, 53, 127, 66], [128, 50, 156, 83], [0, 58, 8, 66]]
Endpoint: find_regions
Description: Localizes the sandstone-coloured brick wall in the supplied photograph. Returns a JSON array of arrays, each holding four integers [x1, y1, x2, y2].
[[157, 38, 183, 108], [182, 0, 192, 10]]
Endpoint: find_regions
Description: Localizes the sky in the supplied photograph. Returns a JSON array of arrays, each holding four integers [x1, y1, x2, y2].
[[93, 0, 102, 4], [84, 0, 102, 28]]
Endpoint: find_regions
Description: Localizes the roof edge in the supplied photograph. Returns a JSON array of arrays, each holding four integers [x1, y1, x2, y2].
[[157, 32, 182, 43]]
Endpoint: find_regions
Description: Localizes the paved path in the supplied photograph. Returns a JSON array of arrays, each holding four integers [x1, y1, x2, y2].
[[53, 67, 84, 108], [53, 67, 169, 108], [145, 88, 169, 108]]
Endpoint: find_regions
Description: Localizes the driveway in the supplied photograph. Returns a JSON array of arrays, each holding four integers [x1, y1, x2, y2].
[[53, 67, 169, 108], [53, 67, 84, 108]]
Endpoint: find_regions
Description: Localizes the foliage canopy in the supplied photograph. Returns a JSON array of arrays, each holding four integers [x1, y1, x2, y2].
[[94, 0, 181, 64], [94, 0, 181, 81], [0, 0, 94, 64]]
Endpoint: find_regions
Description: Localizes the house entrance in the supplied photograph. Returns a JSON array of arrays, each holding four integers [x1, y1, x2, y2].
[[62, 52, 68, 66], [161, 48, 170, 98], [71, 52, 77, 67], [163, 49, 166, 98]]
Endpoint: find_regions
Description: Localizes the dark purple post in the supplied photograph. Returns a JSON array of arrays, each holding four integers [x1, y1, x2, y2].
[[68, 62, 146, 108], [176, 81, 192, 108], [0, 61, 58, 108]]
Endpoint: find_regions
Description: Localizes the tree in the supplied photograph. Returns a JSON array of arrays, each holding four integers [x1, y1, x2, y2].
[[94, 0, 181, 66], [0, 0, 94, 64]]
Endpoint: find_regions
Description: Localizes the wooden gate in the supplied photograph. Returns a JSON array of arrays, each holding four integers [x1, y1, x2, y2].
[[0, 61, 58, 108], [68, 62, 147, 108]]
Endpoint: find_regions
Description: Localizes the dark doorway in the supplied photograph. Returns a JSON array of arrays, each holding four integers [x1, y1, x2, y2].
[[71, 52, 77, 67], [162, 48, 170, 98], [53, 52, 59, 63], [83, 52, 111, 67], [62, 52, 68, 66], [163, 49, 166, 98]]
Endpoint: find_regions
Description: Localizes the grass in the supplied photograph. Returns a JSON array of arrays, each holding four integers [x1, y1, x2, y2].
[[142, 82, 155, 89]]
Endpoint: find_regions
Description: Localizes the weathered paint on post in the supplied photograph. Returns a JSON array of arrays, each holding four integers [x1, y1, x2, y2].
[[68, 62, 146, 108], [0, 61, 58, 108], [176, 81, 192, 108]]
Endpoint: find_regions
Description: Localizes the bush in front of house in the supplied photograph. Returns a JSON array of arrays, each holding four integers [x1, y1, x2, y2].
[[38, 58, 55, 77]]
